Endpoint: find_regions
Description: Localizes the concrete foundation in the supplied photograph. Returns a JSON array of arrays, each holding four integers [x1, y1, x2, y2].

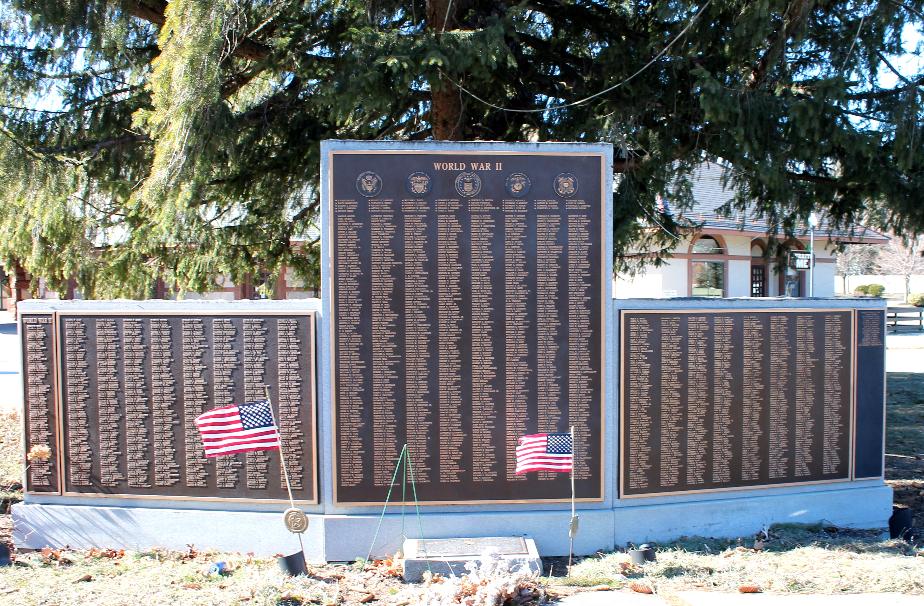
[[13, 481, 892, 560]]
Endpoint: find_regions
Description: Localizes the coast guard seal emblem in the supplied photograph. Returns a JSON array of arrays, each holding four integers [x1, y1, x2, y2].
[[454, 172, 482, 198], [406, 172, 432, 196], [505, 173, 531, 198], [356, 171, 383, 197], [554, 173, 578, 198]]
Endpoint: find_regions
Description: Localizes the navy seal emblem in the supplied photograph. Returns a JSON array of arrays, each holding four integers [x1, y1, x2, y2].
[[554, 173, 578, 198], [454, 172, 482, 198], [356, 171, 383, 197], [505, 173, 531, 198], [406, 172, 432, 196]]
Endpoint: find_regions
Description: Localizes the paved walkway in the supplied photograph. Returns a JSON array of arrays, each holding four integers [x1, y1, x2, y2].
[[0, 311, 19, 414], [554, 590, 924, 605], [887, 330, 924, 373]]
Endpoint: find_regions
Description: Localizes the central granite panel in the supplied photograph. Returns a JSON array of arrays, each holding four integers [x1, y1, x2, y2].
[[328, 150, 606, 504], [55, 312, 317, 502]]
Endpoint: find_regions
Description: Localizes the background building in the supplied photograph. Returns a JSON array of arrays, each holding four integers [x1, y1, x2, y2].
[[614, 163, 888, 299]]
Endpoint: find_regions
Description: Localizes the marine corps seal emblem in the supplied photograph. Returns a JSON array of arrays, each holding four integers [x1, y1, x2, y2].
[[554, 173, 578, 198], [356, 171, 383, 197], [454, 172, 482, 198], [406, 172, 432, 196], [505, 173, 531, 198]]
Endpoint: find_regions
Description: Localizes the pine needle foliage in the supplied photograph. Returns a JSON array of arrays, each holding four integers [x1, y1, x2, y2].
[[0, 0, 922, 295]]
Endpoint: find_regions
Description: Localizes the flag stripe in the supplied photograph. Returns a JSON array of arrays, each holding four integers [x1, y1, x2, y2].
[[201, 428, 280, 445], [207, 439, 281, 452], [204, 443, 281, 457], [198, 422, 246, 434], [196, 418, 241, 427], [196, 407, 239, 420]]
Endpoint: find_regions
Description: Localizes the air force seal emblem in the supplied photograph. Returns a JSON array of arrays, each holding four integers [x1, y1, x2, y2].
[[454, 172, 482, 198], [554, 173, 578, 198], [356, 171, 383, 197], [505, 173, 531, 198], [406, 172, 432, 196]]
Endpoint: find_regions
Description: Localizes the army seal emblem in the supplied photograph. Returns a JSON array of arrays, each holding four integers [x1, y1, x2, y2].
[[406, 172, 432, 196], [454, 172, 482, 198], [356, 171, 383, 197], [554, 173, 578, 198], [505, 173, 531, 198]]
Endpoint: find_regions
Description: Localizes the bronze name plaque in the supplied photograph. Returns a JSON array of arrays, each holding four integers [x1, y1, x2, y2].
[[329, 149, 606, 504], [853, 309, 886, 479], [21, 313, 60, 493], [51, 312, 317, 502], [620, 309, 855, 497]]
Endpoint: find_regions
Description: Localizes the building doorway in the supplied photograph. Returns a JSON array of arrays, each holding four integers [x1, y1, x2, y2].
[[750, 240, 767, 297]]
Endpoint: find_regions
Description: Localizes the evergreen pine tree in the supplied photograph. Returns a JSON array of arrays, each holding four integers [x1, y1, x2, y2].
[[0, 0, 921, 295]]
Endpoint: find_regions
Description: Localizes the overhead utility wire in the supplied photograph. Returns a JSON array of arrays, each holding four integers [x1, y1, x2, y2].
[[439, 0, 712, 114]]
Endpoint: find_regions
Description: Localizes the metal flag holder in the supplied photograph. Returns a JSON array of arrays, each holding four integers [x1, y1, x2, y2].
[[263, 385, 309, 572], [363, 444, 431, 577], [568, 425, 579, 576]]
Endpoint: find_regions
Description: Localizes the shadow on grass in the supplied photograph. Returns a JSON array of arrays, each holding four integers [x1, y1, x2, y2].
[[888, 372, 924, 458]]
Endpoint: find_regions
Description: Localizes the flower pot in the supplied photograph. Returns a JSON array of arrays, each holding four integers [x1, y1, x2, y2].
[[889, 505, 914, 540], [277, 551, 307, 576]]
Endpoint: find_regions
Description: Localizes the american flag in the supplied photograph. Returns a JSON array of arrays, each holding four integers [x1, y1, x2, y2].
[[515, 432, 573, 474], [195, 400, 281, 457]]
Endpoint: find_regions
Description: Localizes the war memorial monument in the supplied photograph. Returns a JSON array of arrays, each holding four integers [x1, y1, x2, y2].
[[12, 141, 891, 561]]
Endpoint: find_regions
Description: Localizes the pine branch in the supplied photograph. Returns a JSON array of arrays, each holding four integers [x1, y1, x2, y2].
[[121, 0, 273, 62], [748, 0, 814, 89], [845, 77, 924, 99], [0, 121, 82, 165], [33, 133, 148, 157], [786, 170, 837, 184]]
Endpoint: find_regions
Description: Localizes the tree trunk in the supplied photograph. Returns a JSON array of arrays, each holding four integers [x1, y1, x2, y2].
[[426, 0, 465, 140]]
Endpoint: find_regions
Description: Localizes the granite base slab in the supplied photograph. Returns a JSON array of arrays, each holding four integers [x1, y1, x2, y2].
[[402, 536, 541, 582]]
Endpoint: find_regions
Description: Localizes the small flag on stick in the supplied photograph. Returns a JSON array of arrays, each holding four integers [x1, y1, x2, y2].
[[195, 400, 281, 457], [515, 432, 573, 474]]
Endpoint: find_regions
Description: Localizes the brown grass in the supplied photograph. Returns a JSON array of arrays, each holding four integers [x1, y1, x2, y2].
[[0, 410, 21, 491], [563, 525, 924, 595]]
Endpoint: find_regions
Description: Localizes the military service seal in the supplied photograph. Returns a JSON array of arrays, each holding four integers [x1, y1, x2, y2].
[[356, 171, 383, 197], [406, 172, 432, 196], [505, 173, 531, 198], [554, 173, 578, 198], [454, 172, 482, 198]]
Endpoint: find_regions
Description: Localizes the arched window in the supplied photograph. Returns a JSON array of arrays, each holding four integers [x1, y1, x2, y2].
[[689, 235, 727, 297], [692, 236, 724, 254]]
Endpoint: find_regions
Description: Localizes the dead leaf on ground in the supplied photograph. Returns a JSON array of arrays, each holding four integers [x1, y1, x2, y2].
[[629, 582, 653, 594], [183, 583, 202, 590], [358, 593, 376, 603], [74, 574, 92, 583], [739, 585, 762, 593]]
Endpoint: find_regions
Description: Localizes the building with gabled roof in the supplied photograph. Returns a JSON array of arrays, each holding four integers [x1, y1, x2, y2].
[[614, 162, 889, 299]]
